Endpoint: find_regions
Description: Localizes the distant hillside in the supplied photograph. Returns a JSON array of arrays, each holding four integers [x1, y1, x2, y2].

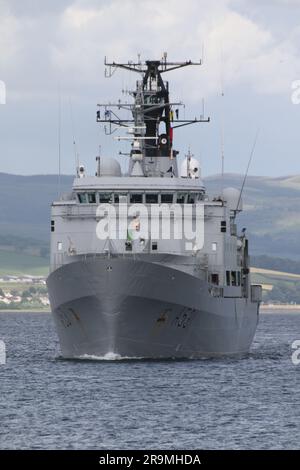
[[1, 171, 300, 261], [251, 255, 300, 274], [250, 266, 300, 304], [0, 173, 73, 241], [0, 250, 48, 277], [205, 173, 300, 258]]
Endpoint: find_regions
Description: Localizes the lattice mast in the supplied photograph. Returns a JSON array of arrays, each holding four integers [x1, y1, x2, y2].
[[96, 53, 210, 177]]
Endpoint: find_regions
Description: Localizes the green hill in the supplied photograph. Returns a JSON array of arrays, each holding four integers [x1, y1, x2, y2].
[[0, 250, 48, 276], [205, 173, 300, 258], [0, 172, 73, 241], [250, 267, 300, 304]]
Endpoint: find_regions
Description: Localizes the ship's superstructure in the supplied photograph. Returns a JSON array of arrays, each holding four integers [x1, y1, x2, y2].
[[47, 55, 262, 359]]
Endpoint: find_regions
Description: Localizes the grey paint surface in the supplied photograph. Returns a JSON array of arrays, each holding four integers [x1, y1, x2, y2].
[[47, 256, 259, 358]]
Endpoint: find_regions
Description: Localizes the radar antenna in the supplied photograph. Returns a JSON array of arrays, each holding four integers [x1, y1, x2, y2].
[[97, 54, 210, 177]]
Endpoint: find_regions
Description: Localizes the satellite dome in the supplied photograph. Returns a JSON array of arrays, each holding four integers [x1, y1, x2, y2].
[[180, 156, 201, 179], [99, 157, 122, 177], [222, 187, 243, 211]]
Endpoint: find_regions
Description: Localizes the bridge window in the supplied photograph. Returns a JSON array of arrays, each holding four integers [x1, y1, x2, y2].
[[114, 193, 128, 203], [187, 194, 196, 204], [226, 270, 240, 286], [231, 271, 237, 286], [130, 193, 143, 203], [176, 193, 186, 204], [88, 192, 96, 204], [161, 193, 173, 203], [211, 273, 219, 285], [99, 193, 112, 203], [146, 193, 158, 204], [78, 193, 87, 203]]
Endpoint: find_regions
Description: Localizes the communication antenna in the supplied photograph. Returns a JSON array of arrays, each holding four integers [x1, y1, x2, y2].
[[220, 49, 225, 182], [69, 97, 80, 175], [235, 129, 260, 215], [58, 88, 62, 196]]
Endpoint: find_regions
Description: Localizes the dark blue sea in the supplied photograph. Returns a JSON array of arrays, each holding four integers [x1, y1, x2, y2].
[[0, 311, 300, 450]]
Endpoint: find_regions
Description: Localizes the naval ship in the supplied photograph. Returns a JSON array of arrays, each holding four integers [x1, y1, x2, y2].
[[47, 55, 262, 359]]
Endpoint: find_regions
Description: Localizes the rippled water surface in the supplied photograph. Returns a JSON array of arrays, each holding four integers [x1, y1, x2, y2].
[[0, 311, 300, 449]]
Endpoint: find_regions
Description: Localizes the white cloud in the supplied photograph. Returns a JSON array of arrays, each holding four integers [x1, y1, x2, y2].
[[202, 10, 300, 95], [1, 0, 300, 102], [1, 0, 300, 177], [0, 11, 21, 67]]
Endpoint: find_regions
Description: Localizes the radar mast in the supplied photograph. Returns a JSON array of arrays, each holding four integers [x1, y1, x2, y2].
[[96, 53, 210, 177]]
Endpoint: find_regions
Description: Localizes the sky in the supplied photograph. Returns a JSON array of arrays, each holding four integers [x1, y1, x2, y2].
[[1, 0, 300, 177]]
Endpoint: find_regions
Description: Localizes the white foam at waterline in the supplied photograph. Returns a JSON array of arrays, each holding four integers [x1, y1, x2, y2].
[[77, 352, 144, 361]]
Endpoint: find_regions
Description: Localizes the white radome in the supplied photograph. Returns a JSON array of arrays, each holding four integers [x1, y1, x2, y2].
[[222, 187, 243, 211], [180, 157, 201, 178], [99, 157, 122, 177]]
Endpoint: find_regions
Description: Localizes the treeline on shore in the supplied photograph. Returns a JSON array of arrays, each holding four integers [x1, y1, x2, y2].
[[263, 283, 300, 304]]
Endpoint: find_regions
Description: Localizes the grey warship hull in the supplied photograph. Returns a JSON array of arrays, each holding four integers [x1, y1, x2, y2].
[[47, 257, 259, 359], [47, 56, 261, 359]]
